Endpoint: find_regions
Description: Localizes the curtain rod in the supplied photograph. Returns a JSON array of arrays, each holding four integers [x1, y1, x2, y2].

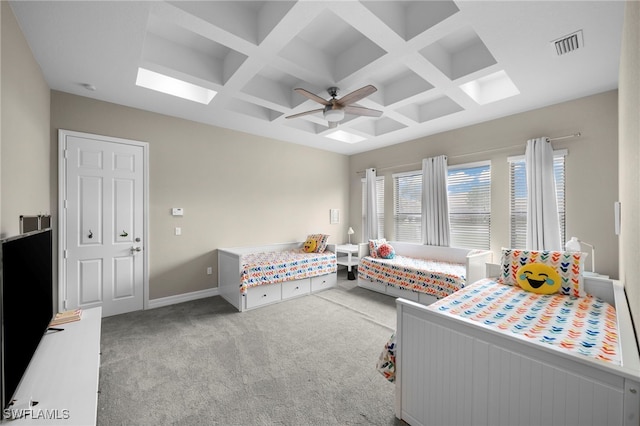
[[355, 132, 581, 174]]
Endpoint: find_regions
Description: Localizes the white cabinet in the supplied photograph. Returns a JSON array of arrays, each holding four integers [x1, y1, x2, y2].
[[1, 307, 101, 425], [334, 244, 360, 280]]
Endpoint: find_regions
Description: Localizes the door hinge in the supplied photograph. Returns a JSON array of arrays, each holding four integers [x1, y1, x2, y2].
[[64, 250, 69, 259], [64, 149, 69, 159], [63, 199, 68, 209], [63, 300, 68, 310]]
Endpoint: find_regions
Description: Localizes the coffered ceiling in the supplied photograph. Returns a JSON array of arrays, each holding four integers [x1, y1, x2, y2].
[[10, 1, 625, 155]]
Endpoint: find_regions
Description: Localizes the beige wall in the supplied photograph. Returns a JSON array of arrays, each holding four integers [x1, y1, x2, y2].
[[618, 1, 640, 341], [51, 92, 350, 300], [1, 1, 51, 238], [350, 91, 619, 278]]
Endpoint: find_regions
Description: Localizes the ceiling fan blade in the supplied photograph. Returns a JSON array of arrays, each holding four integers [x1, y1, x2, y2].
[[337, 85, 377, 106], [294, 88, 331, 106], [285, 108, 324, 119], [343, 105, 383, 117]]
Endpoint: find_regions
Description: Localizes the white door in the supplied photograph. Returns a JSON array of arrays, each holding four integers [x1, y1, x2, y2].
[[59, 130, 147, 317]]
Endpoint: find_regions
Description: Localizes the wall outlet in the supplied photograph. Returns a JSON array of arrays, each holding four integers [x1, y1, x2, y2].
[[175, 227, 181, 236], [207, 267, 213, 275]]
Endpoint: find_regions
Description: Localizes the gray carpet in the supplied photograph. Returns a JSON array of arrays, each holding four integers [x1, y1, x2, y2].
[[97, 271, 402, 425]]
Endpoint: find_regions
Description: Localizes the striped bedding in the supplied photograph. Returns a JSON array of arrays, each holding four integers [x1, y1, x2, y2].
[[239, 249, 336, 293], [359, 255, 466, 299], [378, 278, 620, 382], [429, 278, 620, 365]]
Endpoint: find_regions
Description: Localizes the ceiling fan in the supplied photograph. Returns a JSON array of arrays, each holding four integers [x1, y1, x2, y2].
[[285, 85, 382, 128]]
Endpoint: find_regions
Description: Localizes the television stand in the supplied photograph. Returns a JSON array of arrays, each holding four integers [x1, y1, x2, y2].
[[1, 307, 101, 425]]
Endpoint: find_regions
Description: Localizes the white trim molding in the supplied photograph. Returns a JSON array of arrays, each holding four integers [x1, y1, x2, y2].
[[147, 287, 220, 310]]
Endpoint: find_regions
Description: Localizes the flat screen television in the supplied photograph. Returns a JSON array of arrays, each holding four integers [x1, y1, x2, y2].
[[0, 229, 53, 412]]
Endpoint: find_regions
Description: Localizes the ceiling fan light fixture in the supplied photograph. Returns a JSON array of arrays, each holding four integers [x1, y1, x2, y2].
[[324, 108, 344, 122]]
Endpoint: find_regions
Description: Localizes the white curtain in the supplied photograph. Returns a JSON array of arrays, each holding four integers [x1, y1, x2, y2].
[[364, 168, 378, 242], [421, 155, 450, 246], [525, 137, 561, 250]]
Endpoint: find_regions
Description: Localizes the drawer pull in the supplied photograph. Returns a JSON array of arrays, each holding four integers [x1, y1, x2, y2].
[[263, 294, 267, 298], [295, 286, 299, 290]]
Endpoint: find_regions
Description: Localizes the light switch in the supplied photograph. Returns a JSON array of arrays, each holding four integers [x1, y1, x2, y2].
[[172, 208, 184, 216], [175, 227, 181, 236]]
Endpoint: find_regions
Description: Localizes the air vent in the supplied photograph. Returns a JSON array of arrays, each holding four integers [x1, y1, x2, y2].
[[552, 30, 583, 56]]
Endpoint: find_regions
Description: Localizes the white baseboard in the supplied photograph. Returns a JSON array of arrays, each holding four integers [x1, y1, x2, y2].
[[147, 287, 220, 310]]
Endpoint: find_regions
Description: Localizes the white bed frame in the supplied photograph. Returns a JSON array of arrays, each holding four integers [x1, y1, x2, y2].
[[218, 242, 337, 312], [357, 241, 493, 304], [394, 275, 640, 426]]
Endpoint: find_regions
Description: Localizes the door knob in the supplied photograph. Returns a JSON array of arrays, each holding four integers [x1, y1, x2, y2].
[[130, 246, 142, 253]]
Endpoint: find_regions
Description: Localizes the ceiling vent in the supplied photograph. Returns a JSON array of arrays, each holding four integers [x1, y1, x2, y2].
[[552, 30, 583, 56]]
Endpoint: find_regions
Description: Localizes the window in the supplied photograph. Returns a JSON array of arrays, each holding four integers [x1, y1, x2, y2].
[[393, 172, 422, 243], [393, 163, 492, 248], [509, 151, 566, 248], [447, 162, 491, 250], [361, 177, 384, 241]]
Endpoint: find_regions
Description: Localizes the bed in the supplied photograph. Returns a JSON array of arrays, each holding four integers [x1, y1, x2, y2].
[[386, 253, 640, 426], [218, 241, 337, 312], [357, 240, 492, 305]]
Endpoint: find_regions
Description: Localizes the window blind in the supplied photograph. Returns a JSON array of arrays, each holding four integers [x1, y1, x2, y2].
[[509, 152, 566, 248], [393, 172, 422, 243], [447, 161, 491, 250]]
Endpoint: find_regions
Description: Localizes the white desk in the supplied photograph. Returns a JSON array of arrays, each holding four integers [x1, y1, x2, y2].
[[335, 244, 360, 280], [2, 307, 101, 425]]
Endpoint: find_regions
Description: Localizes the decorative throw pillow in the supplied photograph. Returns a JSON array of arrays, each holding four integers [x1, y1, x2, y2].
[[303, 237, 317, 253], [497, 248, 585, 297], [368, 238, 387, 258], [377, 243, 395, 259], [305, 234, 329, 253]]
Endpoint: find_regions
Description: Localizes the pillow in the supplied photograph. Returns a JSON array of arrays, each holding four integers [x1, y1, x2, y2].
[[377, 243, 395, 259], [305, 234, 329, 253], [497, 248, 585, 297], [368, 238, 387, 258], [303, 237, 317, 253]]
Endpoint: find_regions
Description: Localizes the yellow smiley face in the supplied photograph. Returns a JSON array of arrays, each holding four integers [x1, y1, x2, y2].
[[516, 263, 561, 294], [303, 238, 317, 253]]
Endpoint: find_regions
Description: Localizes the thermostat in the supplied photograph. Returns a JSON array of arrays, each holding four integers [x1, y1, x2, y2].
[[172, 208, 184, 216]]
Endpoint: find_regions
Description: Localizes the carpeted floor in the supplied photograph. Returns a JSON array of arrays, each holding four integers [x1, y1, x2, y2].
[[97, 270, 402, 425]]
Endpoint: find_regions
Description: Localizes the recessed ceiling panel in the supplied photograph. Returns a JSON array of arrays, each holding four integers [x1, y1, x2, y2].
[[397, 96, 464, 123], [373, 65, 434, 106], [227, 98, 283, 122], [421, 27, 497, 81], [143, 16, 247, 85], [169, 1, 296, 45], [243, 67, 311, 109], [362, 1, 459, 41], [351, 117, 407, 137], [278, 9, 387, 82]]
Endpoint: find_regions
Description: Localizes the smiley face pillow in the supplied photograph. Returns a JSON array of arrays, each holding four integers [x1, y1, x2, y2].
[[303, 237, 318, 253], [497, 249, 586, 297]]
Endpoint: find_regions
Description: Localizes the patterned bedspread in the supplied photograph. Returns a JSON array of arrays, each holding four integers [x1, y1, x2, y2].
[[429, 278, 620, 365], [377, 278, 620, 383], [240, 249, 337, 293], [359, 255, 466, 299]]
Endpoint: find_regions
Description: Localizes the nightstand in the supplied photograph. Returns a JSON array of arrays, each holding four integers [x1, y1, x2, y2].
[[335, 244, 360, 280]]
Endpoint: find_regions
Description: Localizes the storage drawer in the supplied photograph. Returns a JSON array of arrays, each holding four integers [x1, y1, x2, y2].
[[358, 279, 386, 293], [310, 273, 337, 292], [245, 283, 281, 309], [282, 278, 310, 300], [386, 285, 419, 301]]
